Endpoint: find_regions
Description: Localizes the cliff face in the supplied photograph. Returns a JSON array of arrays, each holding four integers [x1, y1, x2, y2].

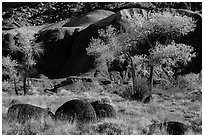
[[2, 7, 202, 79]]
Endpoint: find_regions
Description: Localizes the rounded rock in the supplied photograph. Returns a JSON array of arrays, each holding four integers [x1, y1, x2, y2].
[[7, 104, 55, 123], [55, 99, 97, 123], [91, 101, 116, 120], [166, 121, 188, 135]]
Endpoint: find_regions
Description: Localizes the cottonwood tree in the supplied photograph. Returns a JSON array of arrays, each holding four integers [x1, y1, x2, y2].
[[8, 33, 44, 95], [2, 56, 19, 95], [87, 11, 196, 102]]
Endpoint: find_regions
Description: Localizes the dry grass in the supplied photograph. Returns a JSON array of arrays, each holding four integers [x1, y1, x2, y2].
[[2, 73, 202, 135]]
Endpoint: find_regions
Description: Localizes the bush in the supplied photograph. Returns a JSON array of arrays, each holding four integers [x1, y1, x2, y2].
[[171, 73, 202, 93], [2, 80, 13, 93], [121, 77, 149, 102], [132, 78, 150, 101], [92, 122, 133, 135]]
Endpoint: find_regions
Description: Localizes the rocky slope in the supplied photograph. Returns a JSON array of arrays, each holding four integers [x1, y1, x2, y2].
[[2, 2, 202, 79]]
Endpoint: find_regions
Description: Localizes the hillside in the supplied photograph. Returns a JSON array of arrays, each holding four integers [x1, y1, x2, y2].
[[2, 2, 202, 78], [2, 2, 202, 135]]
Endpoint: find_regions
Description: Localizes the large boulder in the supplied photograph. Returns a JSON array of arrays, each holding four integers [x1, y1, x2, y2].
[[63, 9, 115, 28], [91, 100, 116, 120], [55, 8, 149, 78], [7, 103, 55, 123], [55, 99, 97, 123], [35, 10, 114, 78]]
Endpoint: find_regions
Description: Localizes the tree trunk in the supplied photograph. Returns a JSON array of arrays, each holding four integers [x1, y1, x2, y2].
[[130, 63, 136, 93], [23, 74, 27, 95], [13, 78, 18, 95], [149, 65, 154, 101], [125, 53, 137, 94]]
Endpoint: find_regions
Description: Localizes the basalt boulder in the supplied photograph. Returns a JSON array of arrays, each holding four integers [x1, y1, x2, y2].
[[165, 121, 188, 135], [7, 104, 55, 123], [55, 99, 97, 123], [91, 101, 116, 120]]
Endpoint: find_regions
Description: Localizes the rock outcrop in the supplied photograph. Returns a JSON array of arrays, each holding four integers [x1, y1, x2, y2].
[[2, 8, 202, 79]]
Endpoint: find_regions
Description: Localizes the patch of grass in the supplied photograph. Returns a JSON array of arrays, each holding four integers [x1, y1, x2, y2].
[[119, 77, 149, 101], [171, 73, 202, 93], [2, 117, 55, 135], [2, 72, 202, 135], [90, 118, 135, 135]]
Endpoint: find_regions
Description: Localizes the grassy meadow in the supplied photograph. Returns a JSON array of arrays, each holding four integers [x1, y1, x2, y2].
[[2, 73, 202, 135]]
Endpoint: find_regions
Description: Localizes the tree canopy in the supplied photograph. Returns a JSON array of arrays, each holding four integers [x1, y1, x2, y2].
[[87, 10, 196, 102]]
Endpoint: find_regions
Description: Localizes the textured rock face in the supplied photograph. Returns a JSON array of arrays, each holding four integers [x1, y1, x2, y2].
[[55, 99, 97, 123], [91, 101, 116, 120], [2, 8, 202, 78], [63, 9, 115, 28], [7, 104, 55, 123]]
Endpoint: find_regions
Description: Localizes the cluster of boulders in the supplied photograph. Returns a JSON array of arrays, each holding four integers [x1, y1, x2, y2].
[[7, 98, 189, 134], [7, 98, 116, 125]]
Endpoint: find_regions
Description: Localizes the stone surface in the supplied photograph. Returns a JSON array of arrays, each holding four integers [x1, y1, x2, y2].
[[55, 99, 97, 123], [7, 104, 55, 123], [166, 121, 188, 135], [91, 101, 116, 120]]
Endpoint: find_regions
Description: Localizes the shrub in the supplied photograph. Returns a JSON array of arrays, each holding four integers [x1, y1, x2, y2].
[[93, 122, 133, 135], [121, 77, 149, 102], [2, 80, 13, 93], [174, 73, 202, 92], [132, 78, 150, 102]]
